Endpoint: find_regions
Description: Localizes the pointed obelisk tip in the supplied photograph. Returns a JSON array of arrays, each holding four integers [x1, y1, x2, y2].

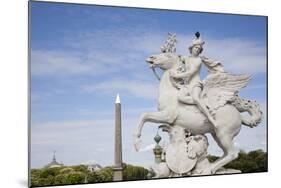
[[115, 93, 121, 103]]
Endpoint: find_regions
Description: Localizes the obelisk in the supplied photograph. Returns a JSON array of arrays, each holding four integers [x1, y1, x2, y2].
[[113, 94, 123, 181]]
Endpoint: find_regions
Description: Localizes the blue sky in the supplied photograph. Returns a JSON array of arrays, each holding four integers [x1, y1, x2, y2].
[[30, 1, 267, 168]]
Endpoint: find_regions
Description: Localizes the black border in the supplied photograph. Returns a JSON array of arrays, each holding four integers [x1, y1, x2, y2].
[[28, 1, 31, 187], [28, 1, 269, 187]]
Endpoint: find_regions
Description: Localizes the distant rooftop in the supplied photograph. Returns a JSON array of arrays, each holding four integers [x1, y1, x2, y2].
[[44, 151, 64, 168]]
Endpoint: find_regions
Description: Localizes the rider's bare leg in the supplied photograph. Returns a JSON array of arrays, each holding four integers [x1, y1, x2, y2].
[[178, 86, 194, 104], [192, 85, 218, 128]]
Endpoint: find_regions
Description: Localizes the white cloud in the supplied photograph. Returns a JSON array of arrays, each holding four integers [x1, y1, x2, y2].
[[139, 144, 155, 152], [31, 50, 87, 75], [31, 29, 266, 80], [244, 83, 266, 91], [36, 119, 109, 128], [31, 50, 124, 76], [82, 79, 158, 99], [31, 106, 166, 168], [31, 118, 114, 167], [207, 39, 266, 74], [176, 34, 266, 74], [77, 106, 155, 117], [31, 118, 115, 150], [81, 160, 99, 165], [234, 142, 240, 148]]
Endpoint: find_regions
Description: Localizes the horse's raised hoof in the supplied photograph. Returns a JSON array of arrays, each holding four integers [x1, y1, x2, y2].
[[133, 137, 142, 152]]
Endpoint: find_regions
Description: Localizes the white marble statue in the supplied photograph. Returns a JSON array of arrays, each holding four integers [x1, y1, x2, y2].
[[150, 125, 241, 177], [133, 32, 263, 175]]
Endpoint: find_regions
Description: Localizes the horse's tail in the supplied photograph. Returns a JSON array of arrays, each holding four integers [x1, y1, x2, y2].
[[230, 94, 263, 128]]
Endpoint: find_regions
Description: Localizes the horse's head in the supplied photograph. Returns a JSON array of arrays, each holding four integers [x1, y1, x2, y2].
[[146, 53, 180, 71]]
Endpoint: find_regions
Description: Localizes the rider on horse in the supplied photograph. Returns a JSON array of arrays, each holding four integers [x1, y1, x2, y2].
[[170, 32, 224, 128]]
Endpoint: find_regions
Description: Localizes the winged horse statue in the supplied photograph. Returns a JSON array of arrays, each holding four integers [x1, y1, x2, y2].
[[133, 33, 262, 175]]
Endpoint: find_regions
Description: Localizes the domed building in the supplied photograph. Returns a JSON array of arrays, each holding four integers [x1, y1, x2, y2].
[[87, 163, 102, 173], [44, 151, 64, 168], [82, 160, 103, 173]]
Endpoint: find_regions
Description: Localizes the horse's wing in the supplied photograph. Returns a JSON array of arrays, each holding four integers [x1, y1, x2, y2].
[[201, 73, 251, 112]]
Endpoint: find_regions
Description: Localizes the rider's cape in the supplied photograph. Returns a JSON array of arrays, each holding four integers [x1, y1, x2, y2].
[[201, 56, 225, 74]]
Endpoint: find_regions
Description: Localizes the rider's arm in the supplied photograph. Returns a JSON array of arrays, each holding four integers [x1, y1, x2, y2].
[[172, 64, 198, 82]]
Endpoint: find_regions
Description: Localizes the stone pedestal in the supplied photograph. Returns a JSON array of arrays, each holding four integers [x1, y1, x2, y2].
[[113, 166, 123, 181]]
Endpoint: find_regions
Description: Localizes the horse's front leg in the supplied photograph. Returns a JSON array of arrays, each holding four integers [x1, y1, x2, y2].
[[133, 110, 176, 151]]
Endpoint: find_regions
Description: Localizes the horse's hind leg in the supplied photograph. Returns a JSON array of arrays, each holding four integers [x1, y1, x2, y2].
[[212, 133, 227, 158], [206, 105, 241, 174], [209, 131, 239, 174]]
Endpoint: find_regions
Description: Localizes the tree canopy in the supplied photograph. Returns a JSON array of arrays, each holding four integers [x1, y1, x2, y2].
[[30, 150, 267, 187]]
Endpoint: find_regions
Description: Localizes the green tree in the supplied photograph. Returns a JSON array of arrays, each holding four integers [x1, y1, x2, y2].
[[72, 165, 88, 174], [66, 172, 86, 184], [87, 172, 104, 183], [54, 174, 68, 185], [208, 150, 268, 173], [122, 163, 148, 180], [37, 175, 55, 186], [97, 167, 113, 182], [86, 168, 112, 183], [59, 167, 75, 174], [40, 167, 61, 178], [31, 151, 267, 187]]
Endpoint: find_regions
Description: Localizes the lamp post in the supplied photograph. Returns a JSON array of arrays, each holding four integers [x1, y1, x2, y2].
[[153, 132, 163, 164]]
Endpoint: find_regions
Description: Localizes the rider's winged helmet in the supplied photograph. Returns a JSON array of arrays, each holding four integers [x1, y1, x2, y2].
[[188, 31, 205, 54]]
